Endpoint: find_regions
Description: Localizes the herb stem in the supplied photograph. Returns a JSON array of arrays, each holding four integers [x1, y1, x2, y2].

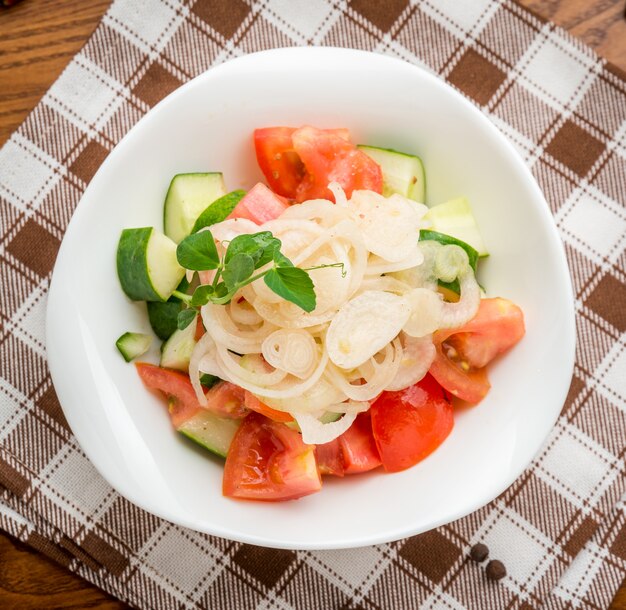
[[302, 262, 346, 277], [212, 265, 223, 288], [172, 290, 192, 303], [210, 269, 270, 305]]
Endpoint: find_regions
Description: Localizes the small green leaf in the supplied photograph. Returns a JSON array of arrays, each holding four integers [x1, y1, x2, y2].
[[264, 267, 316, 312], [191, 284, 214, 307], [226, 232, 281, 268], [176, 231, 220, 271], [200, 374, 221, 389], [223, 253, 255, 291], [214, 282, 229, 299], [191, 190, 246, 233], [177, 308, 197, 330], [273, 250, 294, 268]]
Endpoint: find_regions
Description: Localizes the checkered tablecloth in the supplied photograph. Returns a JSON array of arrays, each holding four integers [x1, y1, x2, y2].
[[1, 0, 625, 608]]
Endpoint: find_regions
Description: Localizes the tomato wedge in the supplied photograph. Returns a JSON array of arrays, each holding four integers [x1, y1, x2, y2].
[[243, 391, 293, 423], [428, 298, 525, 404], [254, 126, 381, 202], [315, 413, 381, 477], [254, 127, 305, 198], [223, 413, 321, 501], [338, 412, 382, 474], [135, 363, 247, 426], [315, 439, 345, 477], [292, 126, 383, 202], [371, 375, 454, 473], [229, 182, 290, 224], [254, 127, 350, 198]]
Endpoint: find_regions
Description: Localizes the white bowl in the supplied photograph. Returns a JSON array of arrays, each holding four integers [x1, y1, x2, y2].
[[47, 48, 575, 550]]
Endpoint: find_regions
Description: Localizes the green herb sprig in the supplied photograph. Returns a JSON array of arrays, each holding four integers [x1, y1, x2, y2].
[[173, 230, 344, 330]]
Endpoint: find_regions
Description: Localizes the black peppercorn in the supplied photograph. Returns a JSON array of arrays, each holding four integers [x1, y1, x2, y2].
[[469, 542, 489, 562], [486, 559, 506, 581]]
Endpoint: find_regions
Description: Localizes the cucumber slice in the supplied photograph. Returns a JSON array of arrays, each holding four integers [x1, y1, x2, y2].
[[147, 301, 181, 341], [116, 332, 152, 362], [117, 227, 185, 302], [147, 277, 190, 340], [200, 373, 221, 389], [164, 173, 227, 243], [420, 230, 479, 294], [357, 145, 426, 203], [160, 316, 197, 372], [177, 409, 240, 458], [423, 198, 488, 256], [191, 190, 246, 233]]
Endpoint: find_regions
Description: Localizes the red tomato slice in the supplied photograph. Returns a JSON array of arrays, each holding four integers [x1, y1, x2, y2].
[[135, 363, 247, 427], [244, 391, 294, 423], [194, 315, 205, 342], [428, 298, 525, 404], [439, 297, 525, 369], [223, 412, 322, 501], [254, 127, 350, 198], [206, 382, 247, 419], [370, 375, 454, 473], [254, 127, 305, 198], [228, 182, 290, 224], [292, 126, 383, 202], [338, 412, 381, 474], [315, 439, 344, 477]]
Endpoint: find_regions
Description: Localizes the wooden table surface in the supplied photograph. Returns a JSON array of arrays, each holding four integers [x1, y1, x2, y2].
[[1, 0, 625, 608]]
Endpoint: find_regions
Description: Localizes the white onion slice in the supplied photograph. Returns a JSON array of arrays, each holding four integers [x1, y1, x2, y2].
[[365, 248, 424, 275], [216, 346, 329, 399], [387, 334, 435, 391], [438, 269, 481, 329], [358, 276, 412, 295], [189, 333, 216, 405], [202, 304, 277, 353], [328, 182, 349, 207], [207, 218, 257, 242], [403, 288, 444, 338], [217, 346, 288, 387], [348, 190, 425, 262], [294, 411, 357, 445], [326, 291, 410, 368], [327, 340, 402, 401], [260, 377, 347, 413], [228, 298, 263, 326], [262, 329, 318, 379]]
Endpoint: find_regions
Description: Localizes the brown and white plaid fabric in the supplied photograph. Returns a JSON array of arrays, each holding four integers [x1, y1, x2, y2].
[[0, 0, 625, 608]]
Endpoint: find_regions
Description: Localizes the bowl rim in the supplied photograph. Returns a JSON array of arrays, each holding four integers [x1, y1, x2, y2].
[[46, 46, 576, 549]]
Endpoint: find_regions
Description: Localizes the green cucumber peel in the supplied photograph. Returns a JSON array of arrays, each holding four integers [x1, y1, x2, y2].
[[200, 374, 221, 389], [147, 276, 190, 340], [191, 190, 246, 233], [115, 332, 152, 362]]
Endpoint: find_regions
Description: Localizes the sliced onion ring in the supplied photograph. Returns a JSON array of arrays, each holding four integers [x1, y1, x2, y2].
[[293, 411, 358, 444]]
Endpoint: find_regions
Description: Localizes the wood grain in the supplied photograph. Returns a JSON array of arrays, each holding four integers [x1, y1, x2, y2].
[[0, 0, 625, 608], [519, 0, 626, 69], [0, 533, 128, 609], [0, 0, 111, 144]]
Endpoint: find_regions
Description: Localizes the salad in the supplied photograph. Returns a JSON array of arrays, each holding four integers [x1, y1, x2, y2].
[[115, 126, 525, 502]]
